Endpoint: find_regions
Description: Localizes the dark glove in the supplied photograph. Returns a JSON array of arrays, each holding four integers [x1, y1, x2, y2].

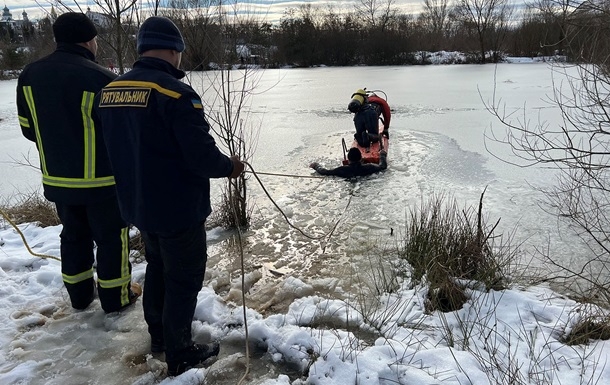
[[229, 156, 245, 178]]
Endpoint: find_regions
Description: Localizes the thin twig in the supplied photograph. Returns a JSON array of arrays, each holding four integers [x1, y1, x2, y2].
[[0, 207, 60, 261]]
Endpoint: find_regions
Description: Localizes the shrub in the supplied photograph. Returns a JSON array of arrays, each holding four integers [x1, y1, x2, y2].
[[398, 190, 510, 312], [1, 191, 59, 227]]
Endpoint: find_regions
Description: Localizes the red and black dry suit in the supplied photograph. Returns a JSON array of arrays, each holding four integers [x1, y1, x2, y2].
[[368, 95, 391, 132], [16, 43, 133, 312], [94, 57, 234, 360]]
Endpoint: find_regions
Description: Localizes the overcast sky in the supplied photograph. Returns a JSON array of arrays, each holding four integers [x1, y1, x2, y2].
[[8, 0, 426, 24]]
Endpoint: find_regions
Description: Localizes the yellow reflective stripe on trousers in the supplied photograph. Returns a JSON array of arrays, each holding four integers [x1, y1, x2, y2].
[[121, 227, 130, 305], [63, 268, 94, 284], [120, 227, 129, 280], [97, 227, 132, 306], [22, 86, 48, 174], [98, 274, 131, 289], [18, 115, 30, 128], [42, 175, 115, 188], [81, 91, 96, 178]]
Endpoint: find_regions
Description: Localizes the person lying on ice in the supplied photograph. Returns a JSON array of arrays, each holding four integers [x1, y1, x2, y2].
[[310, 148, 387, 178]]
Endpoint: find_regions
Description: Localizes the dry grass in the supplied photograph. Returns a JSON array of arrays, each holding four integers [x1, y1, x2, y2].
[[563, 306, 610, 345], [1, 191, 59, 227], [1, 192, 147, 260], [208, 188, 253, 230], [398, 190, 512, 312], [425, 278, 469, 313], [565, 319, 610, 345]]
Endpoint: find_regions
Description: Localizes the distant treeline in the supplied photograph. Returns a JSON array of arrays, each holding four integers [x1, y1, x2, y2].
[[1, 0, 608, 73]]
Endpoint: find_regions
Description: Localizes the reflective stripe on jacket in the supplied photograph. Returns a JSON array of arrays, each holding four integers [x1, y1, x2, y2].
[[16, 43, 117, 204]]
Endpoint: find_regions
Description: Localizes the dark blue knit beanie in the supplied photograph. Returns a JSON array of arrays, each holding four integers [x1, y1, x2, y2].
[[137, 16, 185, 54], [53, 12, 97, 44]]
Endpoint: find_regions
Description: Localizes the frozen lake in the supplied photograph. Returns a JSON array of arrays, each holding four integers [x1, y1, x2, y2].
[[1, 63, 590, 296]]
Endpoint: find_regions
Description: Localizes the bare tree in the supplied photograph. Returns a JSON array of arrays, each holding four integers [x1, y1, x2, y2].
[[530, 0, 579, 56], [318, 4, 360, 65], [24, 14, 55, 62], [39, 0, 143, 73], [167, 0, 265, 228], [277, 4, 323, 67], [566, 0, 610, 71], [419, 0, 452, 50], [486, 4, 610, 302], [453, 0, 514, 63], [509, 5, 552, 57], [355, 0, 398, 32], [90, 0, 141, 74], [208, 4, 269, 228], [163, 0, 221, 70]]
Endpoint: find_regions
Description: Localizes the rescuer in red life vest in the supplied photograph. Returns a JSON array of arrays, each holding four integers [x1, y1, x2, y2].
[[368, 94, 391, 138], [348, 89, 391, 147]]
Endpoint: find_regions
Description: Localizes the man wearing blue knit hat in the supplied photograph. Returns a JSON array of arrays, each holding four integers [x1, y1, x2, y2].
[[95, 16, 245, 377]]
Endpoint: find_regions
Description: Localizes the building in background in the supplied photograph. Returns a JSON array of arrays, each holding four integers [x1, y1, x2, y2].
[[0, 6, 34, 44], [86, 8, 112, 29]]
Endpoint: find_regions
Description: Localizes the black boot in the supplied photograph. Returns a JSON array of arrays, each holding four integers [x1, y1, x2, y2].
[[166, 342, 220, 376]]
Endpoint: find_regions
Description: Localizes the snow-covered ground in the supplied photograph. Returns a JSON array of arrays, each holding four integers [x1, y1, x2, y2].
[[1, 221, 609, 385]]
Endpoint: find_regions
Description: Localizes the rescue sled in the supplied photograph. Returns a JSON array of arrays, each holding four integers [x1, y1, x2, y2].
[[342, 89, 390, 165], [342, 123, 389, 165]]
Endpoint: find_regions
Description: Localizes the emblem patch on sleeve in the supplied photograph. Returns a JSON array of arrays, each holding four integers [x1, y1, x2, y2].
[[99, 87, 151, 107], [191, 99, 203, 109]]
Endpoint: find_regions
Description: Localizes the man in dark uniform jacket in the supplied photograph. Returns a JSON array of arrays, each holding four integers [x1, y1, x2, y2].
[[16, 12, 140, 313], [94, 16, 245, 377], [310, 148, 387, 178]]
